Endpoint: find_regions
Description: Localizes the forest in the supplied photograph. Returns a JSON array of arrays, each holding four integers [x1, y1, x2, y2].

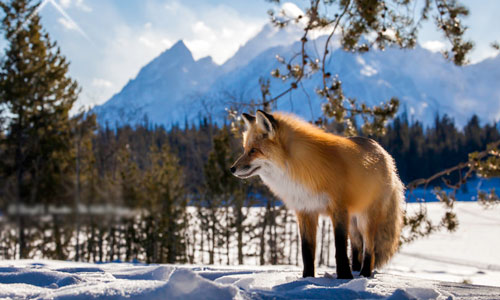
[[0, 109, 498, 264], [0, 0, 499, 268]]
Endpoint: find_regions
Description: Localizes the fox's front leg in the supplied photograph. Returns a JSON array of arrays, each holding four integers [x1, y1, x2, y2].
[[331, 209, 354, 279], [296, 211, 318, 277]]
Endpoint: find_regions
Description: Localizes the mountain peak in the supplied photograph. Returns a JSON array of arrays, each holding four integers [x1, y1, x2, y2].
[[165, 40, 192, 58], [171, 40, 189, 51], [197, 55, 216, 65], [144, 39, 194, 68]]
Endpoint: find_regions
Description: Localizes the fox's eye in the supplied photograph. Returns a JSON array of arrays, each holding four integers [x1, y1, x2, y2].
[[249, 148, 257, 155]]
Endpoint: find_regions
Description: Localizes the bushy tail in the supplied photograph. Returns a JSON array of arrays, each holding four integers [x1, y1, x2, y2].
[[374, 179, 404, 268]]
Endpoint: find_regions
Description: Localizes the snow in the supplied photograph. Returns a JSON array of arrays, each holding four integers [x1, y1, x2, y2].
[[93, 20, 500, 128], [1, 202, 500, 299], [387, 202, 500, 287]]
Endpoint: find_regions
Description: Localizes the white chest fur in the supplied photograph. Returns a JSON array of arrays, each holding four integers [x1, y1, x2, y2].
[[258, 161, 330, 212]]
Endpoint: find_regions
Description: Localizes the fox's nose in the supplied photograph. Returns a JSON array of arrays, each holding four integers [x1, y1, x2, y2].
[[230, 166, 236, 173]]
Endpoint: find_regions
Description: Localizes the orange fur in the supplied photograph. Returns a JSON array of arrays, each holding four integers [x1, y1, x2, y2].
[[232, 111, 404, 275]]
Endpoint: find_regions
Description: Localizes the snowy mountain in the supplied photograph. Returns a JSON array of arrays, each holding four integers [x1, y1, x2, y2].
[[94, 40, 221, 127], [94, 24, 500, 128], [208, 37, 500, 127], [221, 23, 303, 73]]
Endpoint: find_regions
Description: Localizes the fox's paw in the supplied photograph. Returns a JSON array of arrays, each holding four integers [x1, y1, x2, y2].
[[360, 269, 373, 278], [336, 271, 354, 279], [302, 270, 315, 278]]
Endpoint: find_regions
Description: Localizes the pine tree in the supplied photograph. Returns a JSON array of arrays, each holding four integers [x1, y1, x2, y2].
[[143, 144, 187, 263], [72, 111, 97, 261], [0, 0, 80, 258], [200, 131, 224, 264]]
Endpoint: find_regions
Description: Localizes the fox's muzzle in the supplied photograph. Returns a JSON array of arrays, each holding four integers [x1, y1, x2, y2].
[[230, 154, 260, 178]]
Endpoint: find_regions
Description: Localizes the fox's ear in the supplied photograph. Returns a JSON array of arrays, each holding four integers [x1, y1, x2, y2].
[[256, 110, 277, 138], [241, 113, 255, 129]]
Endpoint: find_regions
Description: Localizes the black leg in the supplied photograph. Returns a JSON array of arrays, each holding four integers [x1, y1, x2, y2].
[[301, 237, 315, 277], [349, 216, 363, 272], [351, 246, 362, 272], [334, 224, 353, 279], [297, 212, 318, 278], [360, 251, 373, 277]]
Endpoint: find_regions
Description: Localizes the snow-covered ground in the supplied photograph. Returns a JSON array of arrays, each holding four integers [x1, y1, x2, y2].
[[387, 202, 500, 288], [1, 202, 499, 300]]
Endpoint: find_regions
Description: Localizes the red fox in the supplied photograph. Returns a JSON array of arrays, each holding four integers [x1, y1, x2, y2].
[[231, 110, 404, 279]]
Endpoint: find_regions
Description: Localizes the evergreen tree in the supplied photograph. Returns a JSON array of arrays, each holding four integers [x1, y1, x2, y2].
[[464, 115, 483, 153], [0, 0, 80, 258], [72, 111, 97, 261], [143, 144, 187, 263], [201, 127, 227, 264]]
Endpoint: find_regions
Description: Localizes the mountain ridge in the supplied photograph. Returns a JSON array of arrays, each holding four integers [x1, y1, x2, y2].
[[94, 24, 500, 128]]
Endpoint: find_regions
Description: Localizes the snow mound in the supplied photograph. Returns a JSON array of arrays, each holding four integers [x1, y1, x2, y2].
[[0, 261, 499, 299], [164, 268, 239, 300], [0, 267, 82, 288], [0, 262, 241, 300], [111, 265, 172, 281]]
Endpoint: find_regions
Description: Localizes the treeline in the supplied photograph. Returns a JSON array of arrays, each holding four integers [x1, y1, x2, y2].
[[378, 114, 500, 185], [0, 117, 293, 265], [1, 112, 498, 263], [0, 0, 292, 264]]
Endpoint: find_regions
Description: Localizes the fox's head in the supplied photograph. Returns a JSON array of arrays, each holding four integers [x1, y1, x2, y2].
[[230, 110, 282, 179]]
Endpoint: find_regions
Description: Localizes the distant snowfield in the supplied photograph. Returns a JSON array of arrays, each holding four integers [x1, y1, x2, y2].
[[1, 202, 499, 300]]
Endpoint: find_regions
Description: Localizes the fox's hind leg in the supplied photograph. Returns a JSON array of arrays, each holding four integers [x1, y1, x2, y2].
[[330, 209, 354, 279], [349, 216, 363, 272], [359, 216, 377, 277], [296, 211, 318, 278]]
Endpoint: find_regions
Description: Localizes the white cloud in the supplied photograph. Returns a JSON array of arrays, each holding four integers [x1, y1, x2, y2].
[[58, 17, 77, 30], [58, 0, 91, 12], [59, 0, 70, 8], [185, 39, 212, 55], [138, 1, 266, 64], [357, 56, 378, 77], [48, 0, 91, 41], [469, 47, 498, 64], [137, 34, 173, 50], [164, 1, 181, 13], [192, 21, 215, 38], [75, 0, 91, 12], [221, 28, 234, 39], [138, 36, 156, 48], [90, 22, 178, 106], [161, 39, 173, 48], [37, 0, 500, 114], [273, 2, 308, 29], [181, 4, 264, 63], [92, 78, 113, 88], [43, 1, 267, 109], [422, 40, 446, 53], [137, 27, 173, 49], [360, 65, 377, 77], [280, 2, 304, 19]]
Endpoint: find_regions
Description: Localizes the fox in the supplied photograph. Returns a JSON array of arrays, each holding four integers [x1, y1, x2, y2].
[[230, 110, 404, 279]]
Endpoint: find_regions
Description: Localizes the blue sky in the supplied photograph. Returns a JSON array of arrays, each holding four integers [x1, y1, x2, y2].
[[5, 0, 499, 111]]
